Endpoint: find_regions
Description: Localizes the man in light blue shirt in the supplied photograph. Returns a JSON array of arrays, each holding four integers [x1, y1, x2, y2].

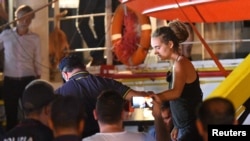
[[0, 4, 41, 131]]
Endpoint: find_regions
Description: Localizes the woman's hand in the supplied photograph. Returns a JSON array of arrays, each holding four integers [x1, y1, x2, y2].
[[151, 93, 162, 116], [151, 93, 162, 103], [151, 96, 161, 118], [171, 127, 178, 141]]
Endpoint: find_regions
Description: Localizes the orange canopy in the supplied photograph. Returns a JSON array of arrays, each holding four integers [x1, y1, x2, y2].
[[120, 0, 248, 77], [121, 0, 250, 23]]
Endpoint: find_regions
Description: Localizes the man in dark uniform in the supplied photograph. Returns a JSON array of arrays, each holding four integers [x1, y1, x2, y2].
[[1, 79, 55, 141], [55, 54, 152, 138]]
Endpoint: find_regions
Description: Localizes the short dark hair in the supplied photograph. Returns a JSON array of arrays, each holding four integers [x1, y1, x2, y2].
[[196, 97, 235, 131], [96, 89, 125, 124], [58, 54, 85, 72], [22, 79, 56, 115], [15, 5, 35, 19], [161, 101, 170, 110], [50, 95, 86, 129]]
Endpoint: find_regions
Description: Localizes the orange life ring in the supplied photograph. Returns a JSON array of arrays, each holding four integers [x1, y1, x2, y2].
[[111, 4, 151, 66]]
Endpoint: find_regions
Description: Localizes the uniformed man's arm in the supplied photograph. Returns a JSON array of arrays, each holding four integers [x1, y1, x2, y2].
[[123, 89, 154, 101]]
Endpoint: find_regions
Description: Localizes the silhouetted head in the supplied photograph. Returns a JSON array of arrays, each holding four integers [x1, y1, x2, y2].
[[196, 97, 236, 131], [95, 89, 125, 124]]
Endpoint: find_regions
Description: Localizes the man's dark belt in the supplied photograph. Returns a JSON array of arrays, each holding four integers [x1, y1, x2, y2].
[[4, 76, 35, 81]]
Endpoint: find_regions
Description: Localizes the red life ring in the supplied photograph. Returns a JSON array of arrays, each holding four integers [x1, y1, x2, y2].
[[111, 4, 151, 66]]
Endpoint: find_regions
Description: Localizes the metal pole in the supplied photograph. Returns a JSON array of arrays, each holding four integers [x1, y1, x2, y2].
[[105, 0, 113, 65], [8, 0, 13, 27]]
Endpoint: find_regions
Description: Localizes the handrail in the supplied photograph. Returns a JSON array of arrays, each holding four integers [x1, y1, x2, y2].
[[48, 12, 107, 21], [64, 38, 250, 53], [182, 39, 250, 45]]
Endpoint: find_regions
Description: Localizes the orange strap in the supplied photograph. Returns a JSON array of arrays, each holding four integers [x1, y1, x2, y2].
[[175, 0, 229, 77]]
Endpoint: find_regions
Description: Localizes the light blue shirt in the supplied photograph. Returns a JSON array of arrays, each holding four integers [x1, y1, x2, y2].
[[0, 27, 41, 77], [82, 131, 156, 141]]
